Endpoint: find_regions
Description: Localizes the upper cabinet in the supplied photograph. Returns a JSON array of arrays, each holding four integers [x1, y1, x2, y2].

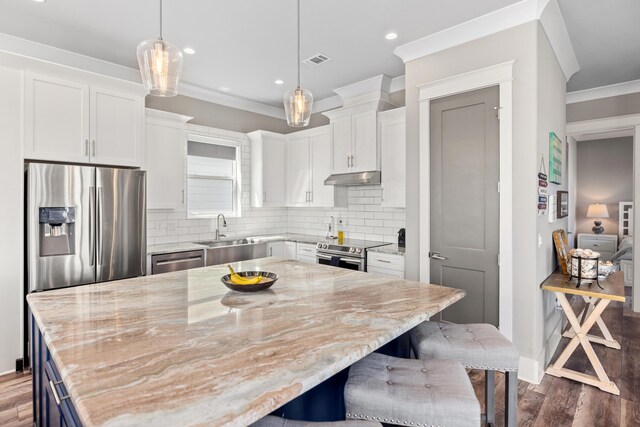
[[248, 131, 287, 208], [378, 107, 406, 208], [145, 109, 192, 210], [24, 72, 145, 167], [285, 126, 346, 208], [324, 105, 384, 174]]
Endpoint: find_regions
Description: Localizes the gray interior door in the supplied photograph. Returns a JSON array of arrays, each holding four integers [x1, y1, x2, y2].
[[96, 167, 146, 282], [430, 86, 500, 326]]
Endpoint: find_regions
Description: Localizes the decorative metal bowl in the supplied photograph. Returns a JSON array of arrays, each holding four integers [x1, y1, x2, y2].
[[220, 271, 279, 293]]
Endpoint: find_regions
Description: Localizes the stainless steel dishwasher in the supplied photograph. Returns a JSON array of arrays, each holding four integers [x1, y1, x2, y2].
[[151, 250, 205, 275]]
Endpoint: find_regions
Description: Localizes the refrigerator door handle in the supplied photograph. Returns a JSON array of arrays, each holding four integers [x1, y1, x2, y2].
[[89, 187, 95, 267], [97, 187, 103, 267]]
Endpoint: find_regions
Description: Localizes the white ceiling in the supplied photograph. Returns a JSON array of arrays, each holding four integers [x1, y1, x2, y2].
[[559, 0, 640, 92], [2, 0, 639, 105], [0, 0, 520, 106]]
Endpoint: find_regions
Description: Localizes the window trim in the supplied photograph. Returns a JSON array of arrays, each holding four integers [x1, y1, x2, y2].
[[185, 133, 242, 219]]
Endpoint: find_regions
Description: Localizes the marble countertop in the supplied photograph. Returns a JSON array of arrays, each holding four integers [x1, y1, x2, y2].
[[367, 244, 405, 256], [28, 258, 464, 427]]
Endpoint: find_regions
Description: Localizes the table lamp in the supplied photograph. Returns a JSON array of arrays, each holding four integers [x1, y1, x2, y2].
[[586, 203, 609, 234]]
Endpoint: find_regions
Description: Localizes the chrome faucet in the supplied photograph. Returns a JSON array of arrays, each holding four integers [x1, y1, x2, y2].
[[216, 214, 227, 240]]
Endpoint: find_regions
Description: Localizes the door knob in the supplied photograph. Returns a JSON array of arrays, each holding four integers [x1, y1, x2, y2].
[[429, 252, 448, 260]]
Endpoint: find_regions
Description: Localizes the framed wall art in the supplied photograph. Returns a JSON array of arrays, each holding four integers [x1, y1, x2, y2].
[[549, 131, 562, 184], [557, 190, 568, 218]]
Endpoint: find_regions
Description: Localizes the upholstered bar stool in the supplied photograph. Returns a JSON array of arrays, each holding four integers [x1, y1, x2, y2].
[[410, 322, 519, 427], [252, 415, 382, 427], [344, 352, 481, 427]]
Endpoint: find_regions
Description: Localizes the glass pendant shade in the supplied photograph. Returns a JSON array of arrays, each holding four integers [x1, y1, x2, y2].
[[284, 87, 313, 127], [137, 38, 183, 97]]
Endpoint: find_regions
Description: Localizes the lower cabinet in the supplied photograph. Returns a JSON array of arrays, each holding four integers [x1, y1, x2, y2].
[[32, 314, 83, 427], [267, 241, 285, 257], [284, 242, 297, 260], [367, 252, 405, 278], [297, 243, 317, 263]]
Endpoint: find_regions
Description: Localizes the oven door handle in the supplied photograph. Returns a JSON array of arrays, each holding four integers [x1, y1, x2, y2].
[[317, 254, 364, 265]]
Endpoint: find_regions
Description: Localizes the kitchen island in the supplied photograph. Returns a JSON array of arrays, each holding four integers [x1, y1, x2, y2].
[[27, 258, 465, 427]]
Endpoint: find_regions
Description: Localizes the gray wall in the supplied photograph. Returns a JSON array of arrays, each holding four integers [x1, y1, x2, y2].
[[567, 92, 640, 123], [575, 137, 633, 236], [404, 21, 566, 381], [145, 94, 329, 134]]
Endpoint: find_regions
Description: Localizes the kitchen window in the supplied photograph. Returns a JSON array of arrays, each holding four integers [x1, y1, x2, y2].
[[186, 134, 241, 218]]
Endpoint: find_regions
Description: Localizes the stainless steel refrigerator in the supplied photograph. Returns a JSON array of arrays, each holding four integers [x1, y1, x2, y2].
[[26, 163, 146, 292]]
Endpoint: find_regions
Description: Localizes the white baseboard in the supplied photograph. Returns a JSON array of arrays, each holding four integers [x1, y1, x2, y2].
[[518, 356, 544, 384], [0, 369, 16, 376], [518, 316, 564, 384]]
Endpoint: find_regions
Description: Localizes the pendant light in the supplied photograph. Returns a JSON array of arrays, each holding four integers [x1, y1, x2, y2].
[[283, 0, 313, 127], [137, 0, 183, 97]]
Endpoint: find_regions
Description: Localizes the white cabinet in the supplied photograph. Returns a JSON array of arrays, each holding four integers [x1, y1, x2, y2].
[[352, 110, 378, 172], [287, 135, 312, 206], [367, 252, 405, 278], [248, 131, 287, 207], [90, 86, 144, 167], [286, 126, 346, 208], [325, 108, 380, 174], [24, 73, 90, 164], [145, 109, 192, 210], [576, 233, 618, 261], [379, 108, 406, 208], [310, 131, 335, 207], [24, 72, 144, 167], [297, 243, 317, 263], [267, 241, 285, 257], [284, 241, 297, 260]]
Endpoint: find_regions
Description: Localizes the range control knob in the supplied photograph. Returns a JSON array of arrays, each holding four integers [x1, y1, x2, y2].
[[349, 247, 356, 253], [323, 243, 329, 249], [356, 248, 362, 254], [317, 243, 322, 249]]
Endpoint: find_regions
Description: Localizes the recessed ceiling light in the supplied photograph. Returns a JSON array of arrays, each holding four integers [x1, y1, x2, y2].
[[385, 32, 398, 40], [183, 47, 196, 55], [219, 86, 231, 93], [32, 0, 46, 3], [274, 79, 284, 85]]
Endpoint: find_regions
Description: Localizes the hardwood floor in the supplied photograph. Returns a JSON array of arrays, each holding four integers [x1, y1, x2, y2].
[[1, 290, 637, 426]]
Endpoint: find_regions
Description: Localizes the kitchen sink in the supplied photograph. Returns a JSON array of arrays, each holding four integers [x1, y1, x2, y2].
[[199, 238, 254, 248], [201, 238, 267, 266]]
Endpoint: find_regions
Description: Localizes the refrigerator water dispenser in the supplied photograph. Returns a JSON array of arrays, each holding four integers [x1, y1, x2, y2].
[[39, 207, 76, 257]]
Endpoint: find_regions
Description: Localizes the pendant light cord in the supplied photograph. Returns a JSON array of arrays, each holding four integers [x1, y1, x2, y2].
[[297, 0, 301, 89], [159, 0, 163, 40]]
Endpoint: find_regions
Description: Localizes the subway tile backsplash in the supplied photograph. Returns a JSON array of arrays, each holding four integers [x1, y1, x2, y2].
[[147, 136, 405, 246]]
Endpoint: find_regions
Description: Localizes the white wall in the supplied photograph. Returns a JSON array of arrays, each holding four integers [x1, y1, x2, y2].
[[404, 21, 567, 382], [0, 66, 23, 374], [535, 25, 569, 371]]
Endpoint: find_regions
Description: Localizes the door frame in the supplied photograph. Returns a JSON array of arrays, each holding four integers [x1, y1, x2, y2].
[[418, 61, 515, 340], [566, 113, 640, 313]]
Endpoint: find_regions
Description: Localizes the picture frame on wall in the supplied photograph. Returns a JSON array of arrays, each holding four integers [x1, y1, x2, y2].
[[549, 131, 562, 184], [557, 190, 569, 218]]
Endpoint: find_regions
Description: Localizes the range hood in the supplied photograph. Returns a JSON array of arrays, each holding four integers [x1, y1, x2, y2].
[[324, 171, 381, 186]]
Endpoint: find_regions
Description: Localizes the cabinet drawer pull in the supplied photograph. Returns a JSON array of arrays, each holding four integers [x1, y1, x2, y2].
[[49, 380, 70, 405], [92, 139, 96, 157], [377, 259, 391, 264], [84, 139, 89, 156]]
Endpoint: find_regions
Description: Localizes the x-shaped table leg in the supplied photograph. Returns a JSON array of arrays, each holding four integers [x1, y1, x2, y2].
[[562, 295, 621, 349], [546, 292, 620, 395]]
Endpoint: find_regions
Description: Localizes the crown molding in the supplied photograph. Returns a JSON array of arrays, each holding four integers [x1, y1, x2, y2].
[[566, 79, 640, 104], [538, 0, 579, 81], [394, 0, 579, 81], [313, 95, 342, 114], [333, 74, 392, 103], [0, 32, 287, 119]]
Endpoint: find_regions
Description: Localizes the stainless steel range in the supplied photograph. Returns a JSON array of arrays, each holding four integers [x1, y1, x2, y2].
[[316, 239, 390, 272]]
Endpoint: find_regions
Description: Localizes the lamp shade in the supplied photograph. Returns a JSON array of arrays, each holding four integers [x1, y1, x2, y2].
[[137, 38, 183, 97], [284, 87, 313, 127], [586, 203, 609, 218]]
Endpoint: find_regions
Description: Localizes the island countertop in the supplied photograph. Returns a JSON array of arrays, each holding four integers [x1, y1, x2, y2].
[[27, 258, 465, 427]]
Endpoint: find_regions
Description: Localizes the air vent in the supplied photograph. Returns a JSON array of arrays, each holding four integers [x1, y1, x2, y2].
[[303, 53, 332, 67]]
